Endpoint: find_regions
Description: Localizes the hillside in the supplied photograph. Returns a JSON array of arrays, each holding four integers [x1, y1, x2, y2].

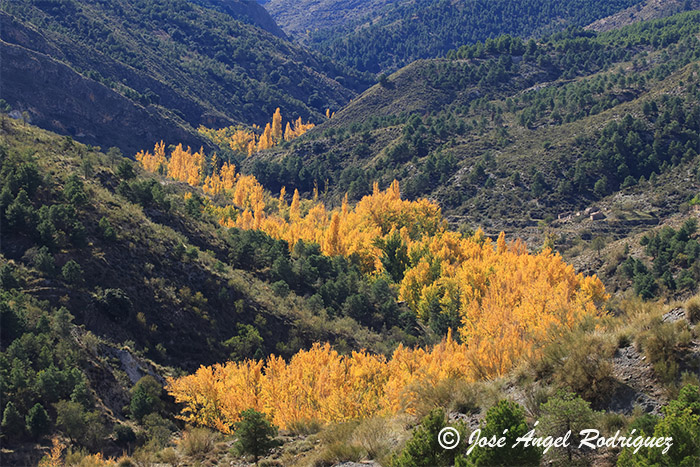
[[0, 0, 372, 154], [3, 116, 698, 466], [0, 116, 428, 462], [295, 0, 646, 73], [244, 13, 700, 250], [587, 0, 700, 32], [2, 6, 700, 467], [0, 116, 700, 466], [260, 0, 394, 38]]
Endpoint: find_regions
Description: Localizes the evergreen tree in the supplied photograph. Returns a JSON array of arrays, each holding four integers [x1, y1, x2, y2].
[[234, 409, 278, 463], [2, 402, 25, 438], [26, 403, 50, 439], [61, 260, 84, 285], [393, 409, 459, 467], [465, 400, 541, 466]]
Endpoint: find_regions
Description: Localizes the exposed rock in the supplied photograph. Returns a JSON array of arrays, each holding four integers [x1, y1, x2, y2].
[[608, 345, 666, 415]]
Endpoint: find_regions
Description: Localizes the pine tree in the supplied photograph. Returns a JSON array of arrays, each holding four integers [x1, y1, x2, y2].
[[393, 409, 458, 467], [234, 409, 278, 463], [465, 400, 540, 466], [26, 403, 50, 440], [2, 401, 25, 438]]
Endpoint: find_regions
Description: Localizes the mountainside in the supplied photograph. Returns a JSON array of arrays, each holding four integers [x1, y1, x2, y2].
[[260, 0, 394, 38], [246, 12, 700, 247], [2, 5, 700, 467], [587, 0, 700, 32], [278, 0, 647, 73], [0, 0, 372, 154], [194, 0, 287, 38]]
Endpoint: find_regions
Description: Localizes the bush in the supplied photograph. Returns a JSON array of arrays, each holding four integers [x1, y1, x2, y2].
[[114, 423, 137, 446], [117, 160, 136, 180], [0, 263, 19, 289], [685, 296, 700, 323], [553, 334, 615, 404], [618, 384, 700, 466], [2, 402, 25, 439], [33, 246, 56, 275], [352, 417, 393, 460], [98, 217, 117, 241], [94, 288, 132, 320], [538, 391, 595, 463], [129, 375, 163, 422], [142, 413, 176, 449], [179, 426, 219, 457], [286, 418, 321, 436], [637, 318, 685, 385], [64, 174, 88, 206]]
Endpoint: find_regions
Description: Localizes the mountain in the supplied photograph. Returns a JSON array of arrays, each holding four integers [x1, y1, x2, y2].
[[0, 0, 372, 154], [2, 5, 700, 466], [260, 0, 394, 38], [193, 0, 287, 38], [244, 12, 700, 246], [266, 0, 648, 73]]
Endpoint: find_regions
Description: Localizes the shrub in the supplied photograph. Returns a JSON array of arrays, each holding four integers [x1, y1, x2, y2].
[[129, 375, 163, 422], [553, 334, 615, 404], [142, 413, 176, 449], [685, 296, 700, 323], [352, 417, 393, 460], [117, 160, 136, 180], [114, 423, 137, 446], [0, 263, 19, 289], [618, 385, 700, 466], [33, 246, 56, 275], [94, 288, 132, 320], [179, 426, 219, 457], [637, 318, 685, 385], [2, 402, 25, 439], [538, 391, 595, 463], [98, 217, 117, 241], [286, 418, 322, 436]]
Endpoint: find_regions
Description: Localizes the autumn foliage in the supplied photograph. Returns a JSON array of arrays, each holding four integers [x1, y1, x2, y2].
[[167, 235, 606, 431], [136, 138, 608, 432], [197, 108, 314, 156], [167, 333, 473, 432]]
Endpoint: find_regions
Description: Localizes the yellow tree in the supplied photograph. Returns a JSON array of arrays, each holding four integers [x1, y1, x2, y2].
[[271, 108, 283, 141], [289, 188, 301, 221], [257, 123, 273, 151]]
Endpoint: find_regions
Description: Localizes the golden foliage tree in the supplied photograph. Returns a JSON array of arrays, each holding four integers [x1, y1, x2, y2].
[[198, 109, 314, 156], [136, 136, 608, 433], [271, 107, 283, 141]]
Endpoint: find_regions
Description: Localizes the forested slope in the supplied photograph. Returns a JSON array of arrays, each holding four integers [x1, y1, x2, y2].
[[0, 0, 371, 154], [243, 13, 700, 247], [301, 0, 647, 72]]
